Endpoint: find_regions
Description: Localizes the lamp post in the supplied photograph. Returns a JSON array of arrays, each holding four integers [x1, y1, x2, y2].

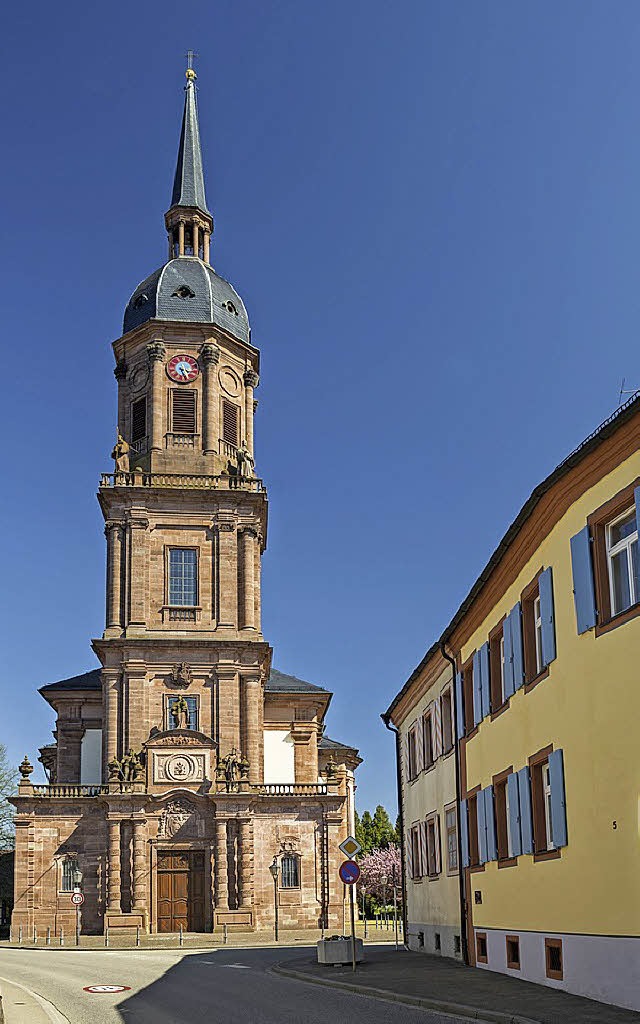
[[381, 874, 388, 930], [361, 885, 367, 939], [269, 856, 279, 942], [73, 862, 83, 946]]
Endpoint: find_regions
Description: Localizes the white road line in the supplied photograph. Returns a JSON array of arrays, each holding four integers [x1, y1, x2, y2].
[[0, 974, 70, 1024]]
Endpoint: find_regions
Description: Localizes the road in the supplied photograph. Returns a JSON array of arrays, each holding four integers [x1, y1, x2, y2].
[[0, 945, 470, 1024]]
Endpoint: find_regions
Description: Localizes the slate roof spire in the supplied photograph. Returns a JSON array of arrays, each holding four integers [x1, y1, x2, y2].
[[170, 60, 211, 215]]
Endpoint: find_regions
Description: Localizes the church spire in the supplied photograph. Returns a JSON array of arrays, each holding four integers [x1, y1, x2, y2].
[[165, 55, 213, 264]]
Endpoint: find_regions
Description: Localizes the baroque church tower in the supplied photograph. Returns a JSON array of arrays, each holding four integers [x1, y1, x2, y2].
[[11, 65, 360, 938]]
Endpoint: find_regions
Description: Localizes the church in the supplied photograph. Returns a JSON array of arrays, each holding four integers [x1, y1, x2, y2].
[[11, 63, 360, 938]]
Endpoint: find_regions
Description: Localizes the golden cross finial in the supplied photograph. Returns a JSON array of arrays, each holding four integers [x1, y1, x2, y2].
[[185, 49, 199, 81]]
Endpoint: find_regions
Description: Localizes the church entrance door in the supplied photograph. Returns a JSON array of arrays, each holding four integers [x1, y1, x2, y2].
[[157, 850, 205, 932]]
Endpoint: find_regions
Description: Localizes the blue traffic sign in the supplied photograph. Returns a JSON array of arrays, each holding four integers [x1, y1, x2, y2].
[[339, 859, 361, 885]]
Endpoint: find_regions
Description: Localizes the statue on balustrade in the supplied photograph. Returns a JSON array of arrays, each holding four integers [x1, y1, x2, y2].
[[111, 432, 130, 474], [236, 440, 254, 479], [216, 748, 249, 791], [108, 749, 145, 783], [170, 695, 190, 730]]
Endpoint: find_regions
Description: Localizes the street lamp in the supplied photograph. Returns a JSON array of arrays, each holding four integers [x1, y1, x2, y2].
[[381, 874, 388, 930], [361, 885, 367, 939], [72, 861, 83, 946], [269, 856, 279, 942]]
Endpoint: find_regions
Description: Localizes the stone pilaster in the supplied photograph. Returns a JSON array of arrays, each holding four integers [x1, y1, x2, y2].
[[107, 819, 121, 913], [217, 522, 237, 627], [127, 516, 149, 631], [132, 817, 148, 925], [114, 360, 127, 436], [241, 673, 261, 784], [216, 669, 240, 754], [239, 528, 257, 630], [200, 342, 221, 455], [215, 818, 229, 910], [238, 817, 254, 908], [104, 521, 123, 635], [102, 669, 120, 778], [146, 340, 166, 454], [291, 721, 319, 784], [243, 369, 259, 459]]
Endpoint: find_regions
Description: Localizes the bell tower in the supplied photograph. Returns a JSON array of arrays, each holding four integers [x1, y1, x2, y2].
[[93, 61, 270, 787]]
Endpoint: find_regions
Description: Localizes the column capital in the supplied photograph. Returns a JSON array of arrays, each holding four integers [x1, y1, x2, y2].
[[243, 368, 259, 388], [200, 342, 221, 367], [238, 525, 258, 538], [114, 360, 128, 382], [147, 340, 166, 364], [104, 520, 123, 536], [128, 516, 149, 531]]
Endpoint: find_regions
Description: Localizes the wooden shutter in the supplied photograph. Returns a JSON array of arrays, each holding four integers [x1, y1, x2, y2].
[[472, 651, 483, 727], [479, 642, 491, 718], [503, 611, 515, 698], [419, 822, 427, 877], [415, 720, 424, 774], [511, 603, 525, 690], [172, 390, 196, 433], [539, 567, 557, 666], [477, 789, 487, 864], [507, 772, 522, 857], [484, 786, 497, 861], [433, 697, 442, 758], [548, 749, 568, 848], [455, 672, 465, 739], [570, 526, 597, 633], [222, 400, 239, 445], [405, 830, 413, 880], [402, 731, 411, 784], [131, 397, 146, 442], [434, 814, 441, 874], [517, 767, 534, 854], [460, 800, 469, 868]]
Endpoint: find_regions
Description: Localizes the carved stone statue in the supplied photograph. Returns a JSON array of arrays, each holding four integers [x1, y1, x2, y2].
[[108, 757, 122, 782], [110, 749, 144, 783], [170, 695, 190, 730], [217, 747, 247, 791], [236, 440, 254, 478], [111, 433, 130, 474], [238, 753, 250, 781], [130, 750, 145, 782], [170, 662, 192, 688], [325, 755, 338, 779]]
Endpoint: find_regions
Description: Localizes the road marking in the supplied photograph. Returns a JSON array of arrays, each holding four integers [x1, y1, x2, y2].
[[0, 975, 69, 1024], [83, 984, 131, 993]]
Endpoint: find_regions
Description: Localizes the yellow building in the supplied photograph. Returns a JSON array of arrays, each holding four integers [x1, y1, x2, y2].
[[386, 395, 640, 1011], [384, 649, 462, 958]]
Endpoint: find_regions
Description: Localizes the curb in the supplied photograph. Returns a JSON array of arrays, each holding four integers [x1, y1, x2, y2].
[[272, 963, 541, 1024]]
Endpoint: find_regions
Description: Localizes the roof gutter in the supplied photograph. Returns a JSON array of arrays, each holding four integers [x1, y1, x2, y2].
[[440, 640, 468, 965], [381, 711, 408, 946]]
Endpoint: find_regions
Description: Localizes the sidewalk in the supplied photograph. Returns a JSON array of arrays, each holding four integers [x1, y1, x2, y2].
[[0, 977, 61, 1024], [273, 945, 640, 1024]]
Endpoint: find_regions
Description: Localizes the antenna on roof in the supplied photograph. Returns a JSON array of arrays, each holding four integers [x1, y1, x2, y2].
[[618, 377, 639, 406]]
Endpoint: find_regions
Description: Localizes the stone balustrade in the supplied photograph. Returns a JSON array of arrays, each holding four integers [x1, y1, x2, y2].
[[99, 471, 263, 492]]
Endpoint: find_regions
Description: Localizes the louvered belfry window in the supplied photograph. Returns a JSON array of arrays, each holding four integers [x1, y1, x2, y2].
[[222, 399, 239, 446], [131, 398, 146, 443], [172, 389, 196, 433]]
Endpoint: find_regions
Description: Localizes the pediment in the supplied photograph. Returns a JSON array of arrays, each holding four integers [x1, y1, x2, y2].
[[145, 728, 216, 749]]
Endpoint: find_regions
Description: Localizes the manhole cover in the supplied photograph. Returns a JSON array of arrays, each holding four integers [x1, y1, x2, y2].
[[83, 985, 131, 994]]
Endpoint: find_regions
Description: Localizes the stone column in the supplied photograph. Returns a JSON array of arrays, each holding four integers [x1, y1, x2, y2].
[[215, 818, 229, 910], [241, 673, 261, 784], [132, 817, 147, 917], [193, 222, 199, 258], [178, 219, 185, 256], [216, 669, 240, 754], [105, 522, 123, 634], [203, 230, 210, 264], [127, 516, 149, 631], [243, 369, 259, 460], [217, 523, 238, 627], [238, 817, 254, 908], [200, 342, 220, 456], [107, 819, 121, 913], [147, 340, 166, 455], [102, 670, 120, 779], [114, 360, 127, 436], [239, 528, 257, 630], [254, 535, 262, 634]]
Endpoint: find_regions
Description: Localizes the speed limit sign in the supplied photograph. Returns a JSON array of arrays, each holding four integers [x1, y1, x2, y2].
[[71, 891, 84, 906]]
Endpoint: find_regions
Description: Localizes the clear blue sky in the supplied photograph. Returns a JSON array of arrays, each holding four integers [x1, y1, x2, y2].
[[2, 0, 640, 815]]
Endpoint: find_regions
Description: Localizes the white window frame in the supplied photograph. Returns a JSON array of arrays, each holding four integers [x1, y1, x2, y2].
[[533, 594, 544, 674], [445, 805, 458, 873], [542, 762, 554, 851], [606, 506, 639, 615], [505, 782, 513, 858], [499, 634, 506, 705]]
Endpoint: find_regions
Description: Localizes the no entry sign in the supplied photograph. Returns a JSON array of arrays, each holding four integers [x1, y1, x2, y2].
[[339, 859, 361, 885], [83, 985, 131, 994]]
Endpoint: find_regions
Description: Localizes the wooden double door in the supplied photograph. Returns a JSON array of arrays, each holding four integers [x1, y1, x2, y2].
[[157, 850, 205, 933]]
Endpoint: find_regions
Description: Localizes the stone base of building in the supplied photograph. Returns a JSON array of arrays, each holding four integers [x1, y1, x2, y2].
[[105, 911, 148, 933], [406, 922, 463, 960]]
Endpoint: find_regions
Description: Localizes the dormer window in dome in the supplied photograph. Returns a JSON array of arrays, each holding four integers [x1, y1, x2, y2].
[[172, 284, 196, 300], [133, 293, 149, 309]]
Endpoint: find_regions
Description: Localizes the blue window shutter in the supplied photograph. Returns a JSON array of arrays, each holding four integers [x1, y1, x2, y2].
[[570, 526, 597, 633], [480, 642, 491, 717], [472, 651, 482, 728], [477, 790, 487, 864], [511, 603, 525, 690], [539, 567, 557, 666], [455, 672, 465, 739], [503, 609, 515, 698], [507, 772, 521, 857], [484, 786, 497, 861], [460, 800, 469, 868], [517, 766, 534, 854], [548, 749, 568, 848]]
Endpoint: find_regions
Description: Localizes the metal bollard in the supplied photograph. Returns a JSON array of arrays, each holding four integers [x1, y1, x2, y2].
[[136, 925, 140, 947], [47, 927, 51, 946], [33, 926, 37, 944], [60, 927, 64, 946], [18, 925, 22, 944], [105, 926, 109, 947], [223, 923, 228, 945], [179, 924, 184, 946]]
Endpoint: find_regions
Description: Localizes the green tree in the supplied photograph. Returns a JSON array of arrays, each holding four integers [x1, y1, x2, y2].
[[370, 805, 396, 850], [359, 810, 374, 854], [0, 745, 17, 850]]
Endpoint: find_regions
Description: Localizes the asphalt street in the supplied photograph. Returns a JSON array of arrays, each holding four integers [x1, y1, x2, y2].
[[0, 945, 470, 1024]]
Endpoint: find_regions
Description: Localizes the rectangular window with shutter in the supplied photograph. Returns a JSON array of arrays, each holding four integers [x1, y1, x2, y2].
[[583, 480, 640, 636], [425, 813, 440, 877], [521, 568, 556, 689], [222, 399, 239, 446], [467, 793, 479, 867], [131, 397, 147, 443], [445, 803, 458, 873], [441, 687, 453, 753], [422, 709, 434, 769], [462, 658, 475, 736], [172, 389, 197, 433]]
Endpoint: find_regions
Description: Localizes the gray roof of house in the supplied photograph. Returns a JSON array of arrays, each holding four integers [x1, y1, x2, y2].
[[170, 76, 210, 215], [123, 257, 250, 341], [318, 735, 356, 751], [40, 667, 329, 696]]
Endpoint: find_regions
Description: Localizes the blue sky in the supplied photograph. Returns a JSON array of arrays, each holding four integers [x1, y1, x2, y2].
[[2, 0, 640, 814]]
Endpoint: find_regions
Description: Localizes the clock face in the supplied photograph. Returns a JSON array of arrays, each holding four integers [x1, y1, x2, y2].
[[167, 354, 199, 383]]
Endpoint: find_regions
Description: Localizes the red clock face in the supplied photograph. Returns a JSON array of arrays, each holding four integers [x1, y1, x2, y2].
[[167, 354, 199, 383]]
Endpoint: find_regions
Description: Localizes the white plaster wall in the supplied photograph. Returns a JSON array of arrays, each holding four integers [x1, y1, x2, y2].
[[479, 928, 640, 1012], [263, 730, 295, 783], [80, 729, 102, 785]]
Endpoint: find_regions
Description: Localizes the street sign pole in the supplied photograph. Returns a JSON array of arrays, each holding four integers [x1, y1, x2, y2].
[[349, 883, 356, 973]]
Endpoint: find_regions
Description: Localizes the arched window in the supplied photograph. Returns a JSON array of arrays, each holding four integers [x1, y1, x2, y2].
[[280, 854, 299, 889]]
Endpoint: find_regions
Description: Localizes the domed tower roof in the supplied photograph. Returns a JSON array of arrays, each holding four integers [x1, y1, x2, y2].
[[123, 60, 249, 342]]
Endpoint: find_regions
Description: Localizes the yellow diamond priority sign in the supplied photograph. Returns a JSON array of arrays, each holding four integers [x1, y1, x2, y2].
[[339, 835, 361, 859]]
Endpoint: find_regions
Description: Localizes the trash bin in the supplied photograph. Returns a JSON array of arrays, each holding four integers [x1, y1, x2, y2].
[[317, 936, 365, 965]]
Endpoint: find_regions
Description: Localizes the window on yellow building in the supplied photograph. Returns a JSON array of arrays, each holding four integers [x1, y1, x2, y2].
[[521, 567, 556, 685], [467, 794, 480, 867], [489, 620, 507, 712], [422, 709, 434, 769], [425, 813, 440, 877], [493, 769, 514, 862], [440, 688, 453, 753], [462, 658, 475, 736], [410, 824, 422, 879], [445, 804, 458, 873], [606, 507, 638, 615]]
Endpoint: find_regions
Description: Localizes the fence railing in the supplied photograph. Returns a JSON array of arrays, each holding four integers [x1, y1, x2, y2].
[[259, 783, 328, 796], [99, 472, 263, 492]]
